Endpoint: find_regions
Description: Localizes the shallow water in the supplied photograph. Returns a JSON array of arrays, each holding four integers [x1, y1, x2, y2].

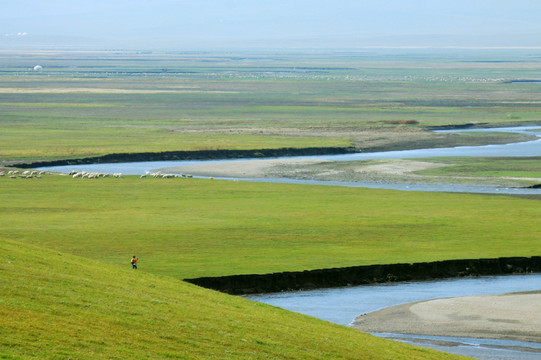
[[38, 126, 541, 194], [37, 127, 541, 358], [247, 274, 541, 360]]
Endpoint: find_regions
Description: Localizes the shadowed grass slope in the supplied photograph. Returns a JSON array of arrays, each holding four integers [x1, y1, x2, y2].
[[0, 239, 467, 359]]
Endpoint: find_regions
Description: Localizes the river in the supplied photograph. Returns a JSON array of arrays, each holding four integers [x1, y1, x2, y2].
[[38, 126, 541, 194], [37, 126, 541, 358], [247, 274, 541, 360]]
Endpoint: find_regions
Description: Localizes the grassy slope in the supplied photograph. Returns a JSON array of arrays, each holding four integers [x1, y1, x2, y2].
[[1, 176, 539, 279], [0, 239, 466, 360]]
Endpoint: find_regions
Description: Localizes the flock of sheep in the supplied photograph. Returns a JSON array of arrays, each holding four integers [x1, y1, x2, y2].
[[69, 170, 123, 178], [66, 170, 196, 179], [139, 171, 197, 179], [0, 170, 45, 179], [1, 170, 208, 180]]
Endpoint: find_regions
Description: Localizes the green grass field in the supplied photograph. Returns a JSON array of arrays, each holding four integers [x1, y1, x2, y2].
[[2, 50, 541, 359], [2, 176, 539, 279], [1, 175, 537, 358], [2, 50, 541, 163], [1, 238, 468, 360], [419, 157, 541, 178]]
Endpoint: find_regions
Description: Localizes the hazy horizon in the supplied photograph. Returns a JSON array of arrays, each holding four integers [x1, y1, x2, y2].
[[3, 1, 541, 51]]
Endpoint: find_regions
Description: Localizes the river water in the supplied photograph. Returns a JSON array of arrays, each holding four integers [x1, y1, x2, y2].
[[37, 127, 541, 358], [247, 274, 541, 360], [38, 126, 541, 194]]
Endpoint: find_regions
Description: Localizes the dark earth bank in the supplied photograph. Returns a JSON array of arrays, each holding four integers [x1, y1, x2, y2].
[[11, 147, 356, 169], [185, 257, 541, 295]]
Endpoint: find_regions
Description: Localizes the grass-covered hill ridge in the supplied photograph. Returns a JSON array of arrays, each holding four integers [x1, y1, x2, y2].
[[0, 239, 466, 359]]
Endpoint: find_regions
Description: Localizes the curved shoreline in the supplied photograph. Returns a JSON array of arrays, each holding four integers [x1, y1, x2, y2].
[[9, 146, 356, 169], [352, 291, 541, 344], [185, 256, 541, 295]]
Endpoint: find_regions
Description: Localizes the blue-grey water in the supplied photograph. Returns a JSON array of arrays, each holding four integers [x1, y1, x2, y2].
[[38, 126, 541, 194], [247, 274, 541, 360], [37, 127, 541, 358]]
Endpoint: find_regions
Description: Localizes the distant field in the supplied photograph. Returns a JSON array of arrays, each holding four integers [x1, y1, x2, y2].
[[1, 175, 539, 279], [2, 50, 541, 163]]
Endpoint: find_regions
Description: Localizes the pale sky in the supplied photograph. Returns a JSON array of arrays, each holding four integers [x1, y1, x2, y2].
[[2, 0, 541, 50]]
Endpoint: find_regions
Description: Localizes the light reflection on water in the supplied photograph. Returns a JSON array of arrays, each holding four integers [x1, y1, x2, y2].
[[246, 274, 541, 360]]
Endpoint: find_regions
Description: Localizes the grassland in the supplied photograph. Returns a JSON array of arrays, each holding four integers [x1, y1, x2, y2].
[[2, 176, 539, 279], [2, 239, 466, 360], [2, 50, 541, 164], [418, 157, 541, 178], [2, 50, 541, 359], [1, 175, 538, 358]]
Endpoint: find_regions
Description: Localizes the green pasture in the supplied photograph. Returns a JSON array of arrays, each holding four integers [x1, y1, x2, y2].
[[0, 239, 465, 360], [2, 51, 541, 162], [1, 176, 539, 279], [419, 157, 541, 178], [2, 174, 535, 359], [2, 50, 541, 359]]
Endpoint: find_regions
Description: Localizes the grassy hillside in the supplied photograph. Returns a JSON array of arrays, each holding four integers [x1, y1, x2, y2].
[[0, 239, 467, 359], [1, 175, 539, 279]]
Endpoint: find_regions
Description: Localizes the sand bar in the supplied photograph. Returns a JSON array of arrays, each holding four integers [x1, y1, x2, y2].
[[353, 291, 541, 343], [160, 158, 329, 178]]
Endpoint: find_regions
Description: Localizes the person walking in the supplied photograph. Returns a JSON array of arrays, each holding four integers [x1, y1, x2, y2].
[[131, 255, 138, 270]]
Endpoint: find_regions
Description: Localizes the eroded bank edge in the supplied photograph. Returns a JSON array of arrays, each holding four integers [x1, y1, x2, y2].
[[10, 147, 356, 169], [185, 256, 541, 295]]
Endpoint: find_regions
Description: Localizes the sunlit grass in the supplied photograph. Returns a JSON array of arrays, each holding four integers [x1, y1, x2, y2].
[[2, 239, 465, 359], [1, 176, 539, 279]]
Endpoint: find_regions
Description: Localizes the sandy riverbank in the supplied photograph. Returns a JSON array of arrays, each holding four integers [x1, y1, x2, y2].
[[352, 291, 541, 343], [158, 157, 541, 190], [159, 158, 332, 178]]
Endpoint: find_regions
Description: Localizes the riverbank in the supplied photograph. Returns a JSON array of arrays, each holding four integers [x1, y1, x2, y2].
[[10, 146, 355, 169], [160, 157, 541, 190], [353, 291, 541, 344], [185, 257, 541, 295]]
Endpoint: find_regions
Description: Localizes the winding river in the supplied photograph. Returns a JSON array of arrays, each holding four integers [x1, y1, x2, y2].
[[247, 275, 541, 360], [38, 126, 541, 359], [39, 126, 541, 194]]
